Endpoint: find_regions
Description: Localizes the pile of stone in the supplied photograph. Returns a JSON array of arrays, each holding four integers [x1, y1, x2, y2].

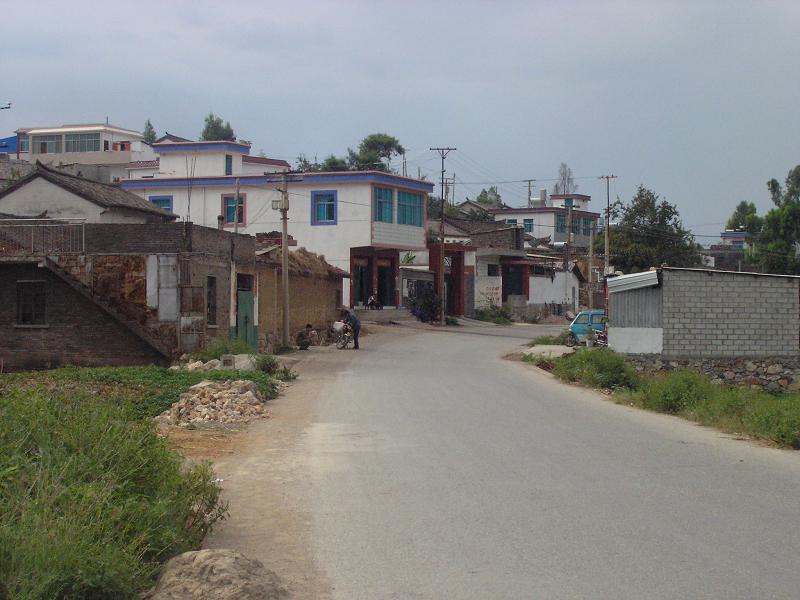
[[181, 359, 222, 372], [155, 380, 267, 425], [627, 356, 800, 393]]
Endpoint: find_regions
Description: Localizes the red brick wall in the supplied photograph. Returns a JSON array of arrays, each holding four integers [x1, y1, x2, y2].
[[0, 263, 166, 371]]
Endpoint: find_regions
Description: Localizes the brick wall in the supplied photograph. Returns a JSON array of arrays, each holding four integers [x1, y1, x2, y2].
[[662, 269, 800, 358], [0, 263, 166, 370], [471, 228, 523, 250], [257, 265, 343, 344]]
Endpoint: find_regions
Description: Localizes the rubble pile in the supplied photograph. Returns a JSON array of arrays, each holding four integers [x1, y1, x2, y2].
[[155, 380, 267, 425], [181, 359, 222, 372]]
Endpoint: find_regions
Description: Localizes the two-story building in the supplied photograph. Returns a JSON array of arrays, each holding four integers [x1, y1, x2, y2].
[[489, 193, 600, 249], [15, 123, 156, 182], [121, 140, 434, 307]]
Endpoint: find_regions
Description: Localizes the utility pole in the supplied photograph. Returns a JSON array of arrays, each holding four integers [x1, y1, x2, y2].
[[524, 179, 536, 208], [274, 172, 304, 347], [588, 222, 594, 310], [402, 152, 407, 177], [430, 147, 456, 325], [564, 200, 573, 308], [598, 175, 617, 276], [233, 178, 241, 234]]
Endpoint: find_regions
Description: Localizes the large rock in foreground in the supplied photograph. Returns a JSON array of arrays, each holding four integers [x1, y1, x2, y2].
[[147, 549, 289, 599]]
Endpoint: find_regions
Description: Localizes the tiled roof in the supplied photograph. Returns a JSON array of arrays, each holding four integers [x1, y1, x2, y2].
[[0, 162, 176, 218], [128, 159, 159, 169], [154, 132, 191, 143], [243, 155, 291, 168]]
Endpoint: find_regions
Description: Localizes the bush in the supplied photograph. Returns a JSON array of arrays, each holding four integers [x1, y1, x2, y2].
[[409, 287, 441, 323], [528, 330, 572, 346], [639, 371, 717, 414], [0, 388, 226, 598], [445, 316, 459, 326], [552, 349, 639, 390], [474, 304, 513, 325], [255, 354, 279, 374], [187, 337, 254, 362]]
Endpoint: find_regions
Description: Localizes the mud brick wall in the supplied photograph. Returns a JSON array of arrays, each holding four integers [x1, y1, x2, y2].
[[0, 263, 165, 371], [470, 228, 523, 250], [662, 269, 800, 358]]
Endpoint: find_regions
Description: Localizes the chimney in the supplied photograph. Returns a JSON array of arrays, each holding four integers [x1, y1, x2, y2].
[[217, 215, 224, 230], [540, 189, 547, 206]]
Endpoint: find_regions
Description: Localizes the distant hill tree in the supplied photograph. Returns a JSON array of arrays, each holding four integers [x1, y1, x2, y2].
[[552, 162, 578, 194], [142, 120, 156, 144], [474, 186, 503, 207], [200, 113, 235, 141]]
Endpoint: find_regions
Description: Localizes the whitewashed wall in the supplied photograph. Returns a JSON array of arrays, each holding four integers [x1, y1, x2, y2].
[[159, 151, 243, 177]]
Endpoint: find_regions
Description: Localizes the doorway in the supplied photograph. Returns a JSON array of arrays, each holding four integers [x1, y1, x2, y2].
[[235, 273, 257, 349]]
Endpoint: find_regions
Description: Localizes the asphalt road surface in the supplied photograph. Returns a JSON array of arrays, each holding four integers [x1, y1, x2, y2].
[[210, 326, 800, 599]]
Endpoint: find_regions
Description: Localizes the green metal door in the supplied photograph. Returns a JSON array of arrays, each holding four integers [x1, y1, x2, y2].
[[236, 290, 257, 349]]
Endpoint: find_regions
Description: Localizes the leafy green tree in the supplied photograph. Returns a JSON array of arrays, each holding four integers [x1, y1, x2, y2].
[[296, 133, 404, 173], [726, 201, 763, 234], [142, 120, 156, 144], [474, 186, 503, 207], [200, 113, 235, 141], [751, 166, 800, 274], [767, 166, 800, 208], [598, 185, 699, 272]]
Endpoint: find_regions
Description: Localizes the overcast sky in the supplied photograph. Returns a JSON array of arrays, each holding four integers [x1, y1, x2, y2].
[[2, 0, 798, 240]]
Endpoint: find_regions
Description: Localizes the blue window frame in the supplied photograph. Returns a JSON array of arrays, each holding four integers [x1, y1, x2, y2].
[[374, 187, 394, 223], [582, 218, 592, 236], [149, 195, 173, 212], [523, 218, 534, 233], [225, 154, 233, 176], [311, 190, 337, 225], [397, 190, 423, 226], [556, 214, 566, 233], [505, 218, 518, 225], [222, 194, 245, 225]]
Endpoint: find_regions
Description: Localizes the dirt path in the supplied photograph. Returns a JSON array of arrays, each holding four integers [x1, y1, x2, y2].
[[202, 328, 401, 598]]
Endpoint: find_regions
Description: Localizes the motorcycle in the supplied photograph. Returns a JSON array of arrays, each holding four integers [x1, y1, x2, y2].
[[333, 320, 353, 349]]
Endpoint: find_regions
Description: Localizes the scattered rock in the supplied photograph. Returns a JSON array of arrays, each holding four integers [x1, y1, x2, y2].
[[745, 361, 757, 372], [154, 380, 268, 425], [723, 371, 737, 381], [766, 363, 783, 375], [146, 549, 289, 600]]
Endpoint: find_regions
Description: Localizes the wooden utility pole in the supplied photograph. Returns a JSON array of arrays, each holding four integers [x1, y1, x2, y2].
[[430, 147, 456, 325], [564, 200, 573, 307], [524, 179, 536, 208], [279, 173, 290, 347], [598, 175, 617, 276]]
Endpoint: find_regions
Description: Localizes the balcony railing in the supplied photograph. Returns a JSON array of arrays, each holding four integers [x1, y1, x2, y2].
[[0, 219, 85, 256]]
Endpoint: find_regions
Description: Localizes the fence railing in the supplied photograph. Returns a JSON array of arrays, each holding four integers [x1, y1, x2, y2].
[[0, 219, 85, 255]]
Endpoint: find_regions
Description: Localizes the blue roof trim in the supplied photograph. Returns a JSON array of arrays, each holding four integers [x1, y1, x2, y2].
[[121, 173, 434, 192], [153, 142, 250, 154]]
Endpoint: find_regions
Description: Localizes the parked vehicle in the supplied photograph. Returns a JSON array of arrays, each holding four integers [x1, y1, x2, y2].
[[333, 320, 353, 349], [566, 309, 607, 346]]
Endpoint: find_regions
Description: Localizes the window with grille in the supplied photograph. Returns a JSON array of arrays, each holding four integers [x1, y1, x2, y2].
[[65, 133, 101, 152], [524, 218, 534, 233], [17, 281, 46, 325], [311, 191, 337, 225], [397, 191, 423, 226], [374, 187, 393, 223], [222, 194, 246, 225]]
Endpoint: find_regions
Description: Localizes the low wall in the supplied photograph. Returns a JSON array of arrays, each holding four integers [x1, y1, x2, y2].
[[608, 327, 663, 354]]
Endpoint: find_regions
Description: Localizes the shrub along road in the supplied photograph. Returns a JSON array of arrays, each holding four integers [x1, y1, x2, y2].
[[207, 326, 800, 599]]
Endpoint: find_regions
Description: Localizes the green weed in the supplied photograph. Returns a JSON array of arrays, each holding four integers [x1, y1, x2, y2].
[[551, 349, 640, 390], [187, 337, 254, 362], [474, 305, 513, 325], [528, 330, 572, 346]]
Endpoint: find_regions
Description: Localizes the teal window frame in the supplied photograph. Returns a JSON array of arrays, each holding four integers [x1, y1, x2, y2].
[[374, 187, 394, 223], [505, 218, 518, 225], [225, 154, 233, 176], [582, 218, 592, 236], [397, 190, 423, 226], [523, 218, 534, 233], [556, 214, 566, 233], [149, 195, 173, 211], [222, 194, 246, 226], [311, 190, 337, 225]]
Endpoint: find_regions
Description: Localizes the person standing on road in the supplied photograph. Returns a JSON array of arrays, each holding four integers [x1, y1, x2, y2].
[[341, 307, 361, 349]]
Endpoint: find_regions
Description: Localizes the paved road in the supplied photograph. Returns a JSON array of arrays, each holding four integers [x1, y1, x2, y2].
[[303, 328, 800, 599]]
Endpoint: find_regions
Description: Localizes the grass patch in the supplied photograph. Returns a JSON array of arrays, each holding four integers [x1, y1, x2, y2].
[[187, 337, 254, 362], [0, 366, 278, 420], [551, 348, 640, 390], [528, 330, 572, 346], [474, 305, 513, 325], [523, 353, 555, 370], [618, 371, 800, 449], [0, 386, 226, 598]]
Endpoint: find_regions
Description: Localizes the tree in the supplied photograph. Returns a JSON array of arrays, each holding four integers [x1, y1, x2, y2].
[[750, 166, 800, 274], [296, 133, 405, 173], [598, 185, 699, 273], [200, 113, 235, 141], [142, 120, 156, 144], [474, 186, 503, 207], [767, 165, 800, 208], [725, 201, 763, 235], [552, 162, 578, 195]]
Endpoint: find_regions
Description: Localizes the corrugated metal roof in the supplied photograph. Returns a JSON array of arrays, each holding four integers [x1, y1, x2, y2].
[[607, 270, 660, 293]]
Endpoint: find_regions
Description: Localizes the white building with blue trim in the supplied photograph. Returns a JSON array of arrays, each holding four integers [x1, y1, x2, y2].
[[121, 140, 434, 307]]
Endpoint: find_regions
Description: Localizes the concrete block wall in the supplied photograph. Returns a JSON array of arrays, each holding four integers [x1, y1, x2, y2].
[[662, 269, 800, 358]]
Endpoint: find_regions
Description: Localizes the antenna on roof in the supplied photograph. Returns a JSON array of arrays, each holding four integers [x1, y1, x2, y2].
[[105, 116, 109, 124]]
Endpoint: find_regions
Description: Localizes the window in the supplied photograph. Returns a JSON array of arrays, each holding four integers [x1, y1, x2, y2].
[[397, 190, 423, 226], [225, 154, 233, 176], [206, 276, 217, 326], [574, 313, 589, 324], [487, 264, 500, 276], [505, 219, 518, 225], [556, 214, 566, 233], [65, 133, 101, 152], [311, 191, 337, 225], [149, 195, 173, 211], [571, 219, 580, 235], [523, 218, 534, 233], [31, 134, 61, 154], [582, 218, 592, 236], [17, 281, 46, 325], [374, 187, 393, 223], [590, 313, 605, 325], [222, 194, 246, 226], [18, 134, 29, 153]]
